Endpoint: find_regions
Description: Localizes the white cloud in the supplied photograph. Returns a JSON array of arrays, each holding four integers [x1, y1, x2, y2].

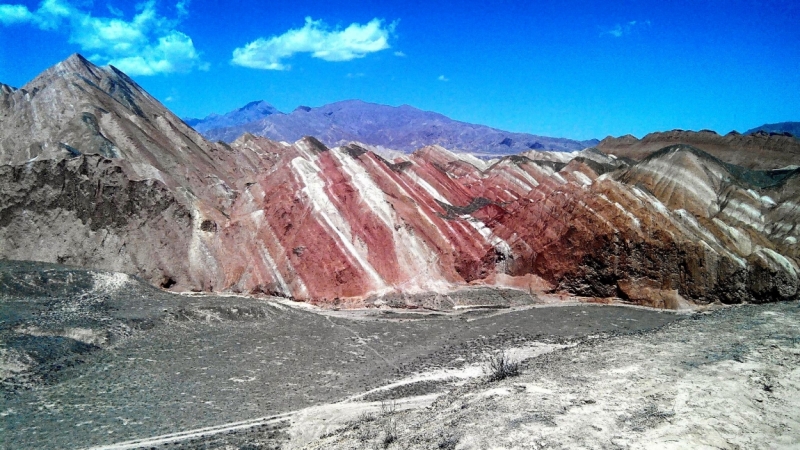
[[232, 17, 396, 70], [0, 0, 205, 75], [393, 50, 406, 57], [0, 4, 34, 24], [602, 20, 651, 38], [606, 24, 624, 38], [106, 4, 123, 17], [175, 0, 189, 18], [438, 75, 449, 82]]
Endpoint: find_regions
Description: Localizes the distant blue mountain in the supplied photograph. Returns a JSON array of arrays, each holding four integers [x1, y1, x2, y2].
[[745, 121, 800, 137], [184, 100, 281, 134], [185, 100, 598, 155]]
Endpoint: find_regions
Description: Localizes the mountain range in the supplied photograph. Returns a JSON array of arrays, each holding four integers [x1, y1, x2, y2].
[[597, 129, 800, 170], [745, 121, 800, 137], [1, 54, 798, 308], [185, 100, 600, 155]]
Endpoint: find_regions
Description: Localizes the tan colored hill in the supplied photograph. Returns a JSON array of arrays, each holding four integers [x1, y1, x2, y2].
[[597, 129, 800, 170]]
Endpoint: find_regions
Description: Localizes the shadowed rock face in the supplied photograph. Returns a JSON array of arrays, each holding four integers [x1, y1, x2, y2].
[[0, 156, 193, 289], [0, 54, 270, 291], [0, 55, 797, 307]]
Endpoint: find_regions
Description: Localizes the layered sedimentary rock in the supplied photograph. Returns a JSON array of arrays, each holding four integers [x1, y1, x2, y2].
[[0, 54, 267, 291], [598, 129, 800, 170], [1, 55, 797, 307]]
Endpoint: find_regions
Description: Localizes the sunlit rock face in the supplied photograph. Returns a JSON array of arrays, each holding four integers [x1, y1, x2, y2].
[[1, 55, 797, 306], [597, 130, 800, 170]]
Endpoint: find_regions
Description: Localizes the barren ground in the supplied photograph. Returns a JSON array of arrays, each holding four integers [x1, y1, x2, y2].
[[1, 261, 797, 449], [307, 301, 800, 450]]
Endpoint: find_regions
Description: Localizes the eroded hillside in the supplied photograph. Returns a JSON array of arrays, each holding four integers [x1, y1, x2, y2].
[[0, 55, 797, 307]]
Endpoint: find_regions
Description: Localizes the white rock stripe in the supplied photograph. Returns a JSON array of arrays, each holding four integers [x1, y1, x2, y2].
[[364, 154, 459, 248], [248, 210, 291, 296], [291, 156, 387, 291], [331, 148, 446, 291], [406, 170, 452, 205]]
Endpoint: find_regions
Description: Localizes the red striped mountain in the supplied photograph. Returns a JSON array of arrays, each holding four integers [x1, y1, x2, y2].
[[185, 100, 599, 156], [1, 55, 797, 308]]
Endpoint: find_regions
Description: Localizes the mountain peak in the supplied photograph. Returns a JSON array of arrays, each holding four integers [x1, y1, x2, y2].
[[745, 121, 800, 137], [238, 100, 277, 112], [64, 52, 92, 66], [186, 100, 282, 133], [23, 53, 105, 91]]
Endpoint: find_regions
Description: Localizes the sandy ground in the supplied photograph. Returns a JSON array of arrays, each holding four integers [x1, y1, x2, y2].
[[82, 300, 800, 449], [306, 301, 800, 450], [4, 261, 799, 449], [1, 260, 682, 449]]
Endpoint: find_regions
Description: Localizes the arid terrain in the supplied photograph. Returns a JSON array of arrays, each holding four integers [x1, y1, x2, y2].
[[2, 261, 798, 449], [1, 260, 683, 449], [1, 54, 799, 449], [307, 299, 800, 450]]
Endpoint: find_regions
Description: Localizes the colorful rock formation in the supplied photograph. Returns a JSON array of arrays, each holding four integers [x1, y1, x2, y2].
[[1, 55, 797, 307]]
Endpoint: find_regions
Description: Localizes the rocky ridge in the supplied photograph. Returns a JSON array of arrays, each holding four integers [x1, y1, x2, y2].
[[597, 129, 800, 170], [745, 121, 800, 137], [0, 55, 798, 308]]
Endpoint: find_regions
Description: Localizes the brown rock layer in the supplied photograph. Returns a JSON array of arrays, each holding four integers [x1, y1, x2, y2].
[[597, 130, 800, 170]]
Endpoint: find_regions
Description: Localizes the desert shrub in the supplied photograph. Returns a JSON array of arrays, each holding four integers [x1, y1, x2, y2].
[[380, 399, 397, 416], [358, 411, 376, 423], [358, 425, 376, 443], [381, 418, 398, 448], [437, 429, 460, 449], [485, 350, 519, 382]]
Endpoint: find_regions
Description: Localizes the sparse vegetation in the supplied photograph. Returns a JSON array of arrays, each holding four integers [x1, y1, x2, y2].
[[381, 418, 398, 448], [380, 399, 397, 416], [357, 425, 376, 443], [358, 411, 377, 423], [485, 350, 520, 382], [437, 429, 460, 449]]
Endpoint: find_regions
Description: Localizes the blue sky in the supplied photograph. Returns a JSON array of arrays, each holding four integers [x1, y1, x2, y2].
[[1, 0, 798, 140]]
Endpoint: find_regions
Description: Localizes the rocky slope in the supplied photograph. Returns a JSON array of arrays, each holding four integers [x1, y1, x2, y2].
[[1, 55, 798, 307], [186, 99, 599, 155], [597, 129, 800, 170], [0, 54, 267, 291]]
